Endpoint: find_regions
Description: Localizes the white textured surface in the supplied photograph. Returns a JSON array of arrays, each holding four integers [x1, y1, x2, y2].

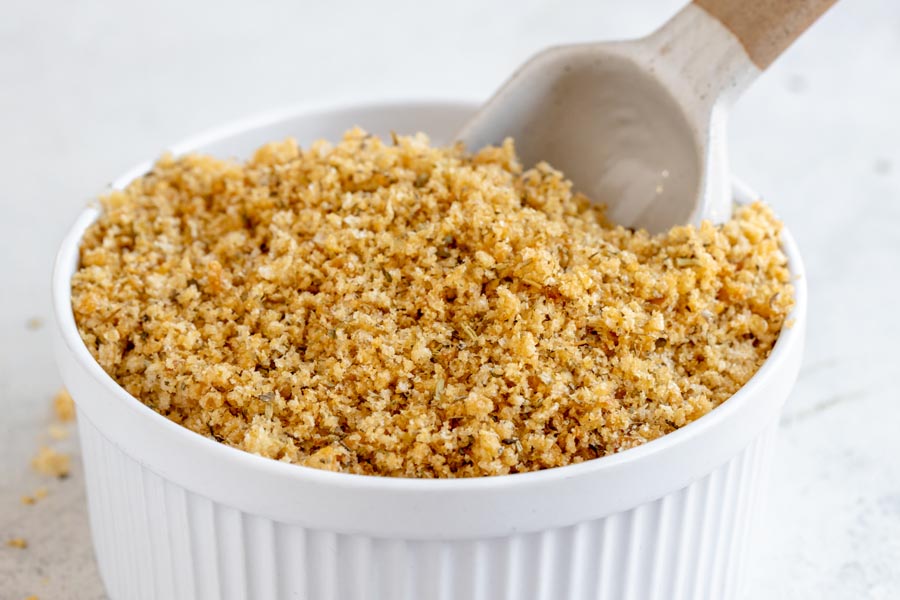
[[1, 0, 898, 598]]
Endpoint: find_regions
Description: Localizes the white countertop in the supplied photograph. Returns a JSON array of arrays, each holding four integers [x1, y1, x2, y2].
[[1, 0, 898, 598]]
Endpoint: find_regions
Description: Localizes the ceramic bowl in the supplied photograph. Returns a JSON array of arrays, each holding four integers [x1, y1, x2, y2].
[[53, 99, 806, 600]]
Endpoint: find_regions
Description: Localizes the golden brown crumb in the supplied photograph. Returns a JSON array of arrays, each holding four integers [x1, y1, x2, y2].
[[25, 596, 39, 600], [26, 317, 43, 330], [21, 487, 48, 505], [7, 538, 28, 549], [48, 424, 69, 440], [31, 447, 70, 479], [71, 130, 794, 478], [52, 389, 75, 422]]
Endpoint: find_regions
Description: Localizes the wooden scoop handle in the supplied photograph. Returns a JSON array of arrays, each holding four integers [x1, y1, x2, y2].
[[694, 0, 837, 69]]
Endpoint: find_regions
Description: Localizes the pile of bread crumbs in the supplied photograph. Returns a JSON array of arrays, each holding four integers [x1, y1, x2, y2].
[[71, 129, 793, 478]]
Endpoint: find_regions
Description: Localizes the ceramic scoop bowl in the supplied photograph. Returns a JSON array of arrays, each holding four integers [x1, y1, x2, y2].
[[459, 0, 836, 232]]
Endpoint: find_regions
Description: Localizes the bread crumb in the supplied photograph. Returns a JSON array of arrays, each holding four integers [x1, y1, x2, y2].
[[26, 317, 43, 330], [72, 130, 794, 478], [7, 537, 28, 549], [31, 446, 70, 478], [48, 424, 69, 440], [53, 389, 75, 422], [21, 487, 48, 505]]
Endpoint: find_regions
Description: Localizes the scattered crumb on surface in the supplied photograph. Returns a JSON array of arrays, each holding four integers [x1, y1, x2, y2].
[[21, 486, 48, 505], [71, 129, 794, 478], [47, 424, 69, 440], [52, 389, 75, 422], [26, 317, 43, 330], [31, 446, 71, 479], [7, 538, 28, 549]]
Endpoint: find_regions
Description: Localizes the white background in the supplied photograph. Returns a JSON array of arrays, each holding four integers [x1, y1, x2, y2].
[[1, 0, 899, 597]]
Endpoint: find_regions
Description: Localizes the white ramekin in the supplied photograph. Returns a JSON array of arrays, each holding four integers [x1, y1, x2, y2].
[[53, 100, 807, 600]]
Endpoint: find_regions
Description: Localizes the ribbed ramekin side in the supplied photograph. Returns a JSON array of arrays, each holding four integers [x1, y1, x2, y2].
[[79, 415, 779, 600]]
